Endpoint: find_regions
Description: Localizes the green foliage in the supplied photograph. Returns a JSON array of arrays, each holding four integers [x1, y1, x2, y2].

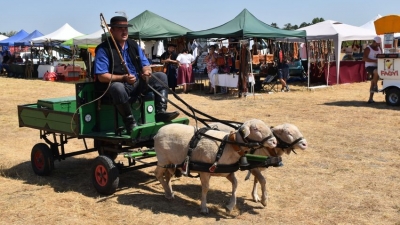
[[271, 17, 325, 30], [6, 31, 17, 36]]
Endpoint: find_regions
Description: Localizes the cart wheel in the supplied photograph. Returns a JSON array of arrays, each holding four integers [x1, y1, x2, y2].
[[385, 88, 400, 106], [31, 143, 54, 176], [94, 140, 118, 161], [91, 155, 119, 195]]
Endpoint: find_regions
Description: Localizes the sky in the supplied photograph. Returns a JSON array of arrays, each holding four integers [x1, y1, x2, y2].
[[0, 0, 398, 35]]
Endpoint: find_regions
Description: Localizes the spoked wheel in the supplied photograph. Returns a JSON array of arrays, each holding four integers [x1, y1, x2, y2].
[[385, 88, 400, 106], [31, 143, 54, 176], [91, 155, 119, 195]]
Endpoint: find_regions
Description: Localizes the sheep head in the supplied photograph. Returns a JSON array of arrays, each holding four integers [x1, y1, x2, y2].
[[271, 123, 308, 155], [239, 119, 277, 148]]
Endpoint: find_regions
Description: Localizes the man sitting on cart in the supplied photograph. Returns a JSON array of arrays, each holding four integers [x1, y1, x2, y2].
[[94, 16, 179, 134]]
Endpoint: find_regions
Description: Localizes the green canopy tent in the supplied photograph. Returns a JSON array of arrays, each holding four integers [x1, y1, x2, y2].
[[61, 36, 97, 49], [186, 9, 307, 95], [127, 10, 192, 39], [186, 9, 306, 39]]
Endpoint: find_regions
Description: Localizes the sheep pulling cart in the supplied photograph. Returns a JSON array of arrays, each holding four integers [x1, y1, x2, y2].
[[17, 81, 281, 195]]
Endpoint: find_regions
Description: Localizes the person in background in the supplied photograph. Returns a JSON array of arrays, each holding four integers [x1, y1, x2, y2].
[[278, 58, 290, 92], [160, 43, 178, 92], [94, 16, 179, 135], [0, 52, 3, 74], [2, 51, 11, 75], [176, 48, 195, 94], [79, 48, 89, 73], [204, 45, 219, 94], [363, 36, 382, 104], [15, 55, 23, 63]]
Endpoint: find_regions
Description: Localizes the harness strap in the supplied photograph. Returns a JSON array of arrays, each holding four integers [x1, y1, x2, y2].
[[184, 127, 217, 176], [275, 136, 303, 149], [209, 135, 228, 172]]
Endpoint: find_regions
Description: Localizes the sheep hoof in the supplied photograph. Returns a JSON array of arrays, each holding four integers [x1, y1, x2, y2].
[[164, 192, 175, 200], [253, 195, 260, 203], [261, 200, 267, 207], [225, 205, 234, 214], [200, 207, 209, 215]]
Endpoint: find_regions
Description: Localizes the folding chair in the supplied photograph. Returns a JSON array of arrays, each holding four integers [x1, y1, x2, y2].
[[262, 74, 279, 92]]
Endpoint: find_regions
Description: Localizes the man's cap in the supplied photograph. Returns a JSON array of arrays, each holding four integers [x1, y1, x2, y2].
[[374, 36, 381, 44], [108, 16, 133, 28], [167, 43, 177, 47]]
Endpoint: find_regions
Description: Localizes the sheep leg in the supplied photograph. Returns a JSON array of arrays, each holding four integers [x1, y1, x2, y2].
[[252, 168, 267, 207], [199, 172, 210, 214], [154, 166, 174, 199], [225, 172, 238, 214], [251, 169, 260, 203]]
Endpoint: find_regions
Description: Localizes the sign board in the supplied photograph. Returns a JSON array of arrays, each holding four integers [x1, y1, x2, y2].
[[384, 33, 394, 49], [378, 58, 399, 79]]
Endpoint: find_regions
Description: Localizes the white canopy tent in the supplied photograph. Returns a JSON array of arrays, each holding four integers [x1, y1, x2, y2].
[[297, 20, 377, 85], [73, 28, 104, 46], [0, 34, 8, 41], [360, 14, 400, 38], [32, 23, 85, 44]]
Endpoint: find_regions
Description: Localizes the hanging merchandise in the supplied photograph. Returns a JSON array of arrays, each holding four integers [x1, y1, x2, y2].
[[293, 42, 299, 60], [252, 38, 260, 65]]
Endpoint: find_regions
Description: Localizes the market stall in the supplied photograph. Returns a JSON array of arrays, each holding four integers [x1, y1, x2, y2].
[[186, 9, 306, 96], [127, 10, 192, 63], [297, 20, 377, 85]]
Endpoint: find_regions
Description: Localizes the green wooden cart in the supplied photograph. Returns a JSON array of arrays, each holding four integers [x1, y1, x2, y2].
[[18, 82, 189, 195]]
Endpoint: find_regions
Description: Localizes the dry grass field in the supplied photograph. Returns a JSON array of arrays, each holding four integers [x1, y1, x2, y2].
[[0, 76, 399, 225]]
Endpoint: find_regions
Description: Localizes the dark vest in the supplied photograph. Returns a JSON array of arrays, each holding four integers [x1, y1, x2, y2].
[[95, 38, 143, 90]]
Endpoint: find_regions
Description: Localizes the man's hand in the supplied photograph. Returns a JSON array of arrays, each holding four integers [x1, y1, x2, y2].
[[123, 74, 136, 84], [141, 66, 152, 79]]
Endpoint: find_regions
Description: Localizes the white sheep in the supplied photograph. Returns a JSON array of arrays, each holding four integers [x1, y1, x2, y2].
[[208, 122, 308, 207], [153, 119, 277, 214]]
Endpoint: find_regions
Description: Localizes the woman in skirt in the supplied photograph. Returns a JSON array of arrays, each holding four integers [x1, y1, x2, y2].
[[176, 48, 195, 93]]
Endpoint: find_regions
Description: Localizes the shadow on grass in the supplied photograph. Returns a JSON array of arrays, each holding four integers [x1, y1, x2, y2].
[[1, 156, 155, 199], [323, 100, 398, 110], [2, 158, 260, 219], [115, 181, 260, 219]]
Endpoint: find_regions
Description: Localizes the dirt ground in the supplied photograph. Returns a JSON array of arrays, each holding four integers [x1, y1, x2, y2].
[[0, 77, 399, 225]]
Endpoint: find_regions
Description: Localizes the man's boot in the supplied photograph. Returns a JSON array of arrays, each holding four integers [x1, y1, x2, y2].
[[154, 89, 179, 123], [115, 102, 138, 135]]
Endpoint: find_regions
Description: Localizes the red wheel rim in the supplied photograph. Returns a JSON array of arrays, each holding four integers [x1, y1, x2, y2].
[[95, 165, 108, 187], [33, 151, 45, 170]]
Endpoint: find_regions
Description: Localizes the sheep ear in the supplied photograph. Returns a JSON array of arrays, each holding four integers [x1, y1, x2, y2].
[[239, 124, 250, 138]]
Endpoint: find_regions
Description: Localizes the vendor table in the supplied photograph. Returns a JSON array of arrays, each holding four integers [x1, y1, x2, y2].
[[213, 73, 238, 94], [38, 65, 56, 78], [56, 61, 86, 70], [8, 64, 25, 77], [309, 61, 366, 85]]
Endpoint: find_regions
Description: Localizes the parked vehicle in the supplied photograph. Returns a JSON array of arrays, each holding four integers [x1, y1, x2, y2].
[[287, 59, 307, 78]]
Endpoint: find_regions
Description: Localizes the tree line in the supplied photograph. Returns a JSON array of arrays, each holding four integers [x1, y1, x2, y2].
[[270, 17, 325, 30], [0, 31, 17, 37], [1, 18, 326, 37]]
